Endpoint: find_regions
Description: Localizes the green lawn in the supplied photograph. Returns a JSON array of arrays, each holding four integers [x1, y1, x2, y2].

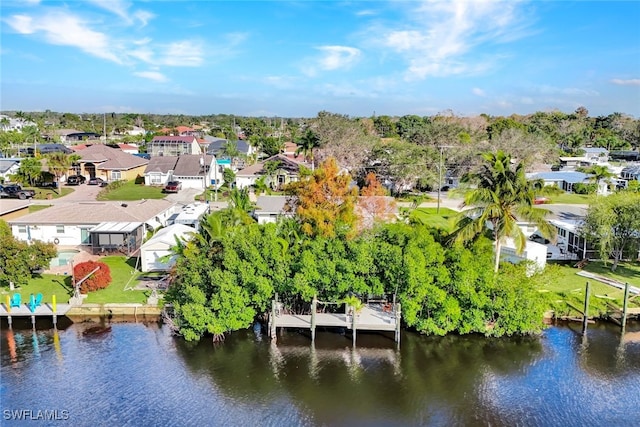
[[28, 186, 74, 200], [409, 207, 458, 231], [1, 256, 148, 305], [97, 180, 166, 201], [29, 204, 52, 213], [538, 261, 640, 318], [547, 193, 593, 204]]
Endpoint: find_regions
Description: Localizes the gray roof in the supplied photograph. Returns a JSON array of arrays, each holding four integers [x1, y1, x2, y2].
[[530, 171, 589, 184], [0, 159, 19, 173], [8, 200, 175, 225], [173, 155, 214, 176], [144, 156, 179, 174], [254, 195, 290, 213], [206, 139, 251, 155]]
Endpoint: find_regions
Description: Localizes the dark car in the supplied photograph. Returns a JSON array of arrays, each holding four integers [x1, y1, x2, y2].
[[0, 184, 35, 199], [163, 181, 182, 193], [66, 175, 86, 185], [87, 177, 107, 187]]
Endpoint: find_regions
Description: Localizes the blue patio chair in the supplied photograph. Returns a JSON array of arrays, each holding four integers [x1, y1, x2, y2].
[[10, 293, 21, 308], [35, 293, 43, 307], [29, 294, 37, 312]]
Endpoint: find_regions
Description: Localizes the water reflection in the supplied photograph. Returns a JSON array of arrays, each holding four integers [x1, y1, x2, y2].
[[1, 319, 639, 426]]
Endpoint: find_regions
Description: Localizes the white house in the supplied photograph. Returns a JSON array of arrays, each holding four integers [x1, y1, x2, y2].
[[144, 155, 222, 190], [148, 136, 201, 156], [0, 158, 21, 181], [252, 196, 294, 224], [168, 203, 210, 230], [8, 200, 176, 251], [236, 155, 308, 190], [139, 224, 195, 272], [500, 238, 548, 275]]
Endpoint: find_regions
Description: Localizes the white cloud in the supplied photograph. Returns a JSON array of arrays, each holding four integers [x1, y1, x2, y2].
[[374, 0, 532, 79], [611, 78, 640, 86], [472, 87, 486, 97], [157, 41, 204, 67], [302, 46, 361, 76], [6, 12, 121, 63], [133, 71, 168, 83], [87, 0, 154, 26]]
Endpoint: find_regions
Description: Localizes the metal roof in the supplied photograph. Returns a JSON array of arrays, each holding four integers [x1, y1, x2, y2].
[[90, 222, 142, 233]]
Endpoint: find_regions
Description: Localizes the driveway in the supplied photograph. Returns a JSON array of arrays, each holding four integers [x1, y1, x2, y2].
[[163, 188, 204, 205], [30, 182, 103, 205]]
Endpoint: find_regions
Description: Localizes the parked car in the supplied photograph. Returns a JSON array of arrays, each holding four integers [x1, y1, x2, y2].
[[163, 181, 182, 193], [66, 175, 86, 185], [87, 177, 107, 187], [534, 197, 551, 205], [0, 184, 35, 199], [35, 181, 57, 188]]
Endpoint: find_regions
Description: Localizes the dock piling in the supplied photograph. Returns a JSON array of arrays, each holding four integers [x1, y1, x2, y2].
[[311, 296, 317, 342], [582, 281, 591, 334], [621, 282, 630, 331]]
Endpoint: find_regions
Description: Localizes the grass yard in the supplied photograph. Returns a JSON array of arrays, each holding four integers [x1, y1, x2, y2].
[[547, 193, 593, 204], [409, 207, 458, 231], [28, 187, 74, 199], [29, 204, 52, 213], [538, 261, 640, 318], [2, 256, 148, 305], [97, 180, 166, 201]]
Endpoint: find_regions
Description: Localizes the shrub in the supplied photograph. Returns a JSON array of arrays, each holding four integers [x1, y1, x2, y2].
[[74, 260, 112, 293], [572, 183, 597, 194]]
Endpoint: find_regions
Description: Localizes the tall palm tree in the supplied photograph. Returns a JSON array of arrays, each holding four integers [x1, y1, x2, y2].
[[586, 165, 615, 195], [452, 151, 556, 272], [295, 129, 320, 170], [45, 152, 73, 192]]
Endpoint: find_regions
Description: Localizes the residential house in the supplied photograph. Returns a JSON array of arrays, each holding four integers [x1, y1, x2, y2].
[[117, 143, 139, 155], [582, 147, 609, 164], [139, 224, 195, 272], [206, 139, 256, 169], [281, 141, 307, 163], [0, 115, 36, 132], [143, 154, 220, 190], [50, 129, 101, 143], [148, 136, 202, 156], [0, 158, 20, 182], [527, 171, 590, 192], [75, 144, 149, 182], [8, 200, 176, 255], [252, 196, 294, 224], [235, 154, 308, 190], [621, 164, 640, 182], [168, 203, 210, 230]]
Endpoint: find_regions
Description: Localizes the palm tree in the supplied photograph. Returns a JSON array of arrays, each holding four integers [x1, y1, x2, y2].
[[452, 151, 556, 272], [586, 165, 615, 195], [45, 152, 72, 192], [295, 129, 320, 170]]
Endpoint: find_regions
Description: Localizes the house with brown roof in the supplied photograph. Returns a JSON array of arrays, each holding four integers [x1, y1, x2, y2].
[[74, 144, 149, 183], [235, 154, 309, 190], [143, 154, 222, 189], [148, 136, 201, 156], [8, 200, 176, 255]]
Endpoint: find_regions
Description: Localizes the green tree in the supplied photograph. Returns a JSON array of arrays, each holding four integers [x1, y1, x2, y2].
[[15, 156, 42, 186], [295, 129, 320, 170], [0, 220, 56, 288], [585, 165, 615, 195], [45, 152, 75, 191], [452, 151, 556, 272], [581, 191, 640, 270]]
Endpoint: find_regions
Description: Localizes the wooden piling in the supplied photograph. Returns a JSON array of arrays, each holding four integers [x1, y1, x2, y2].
[[352, 305, 357, 347], [311, 295, 317, 342], [582, 281, 591, 334], [270, 299, 277, 342], [621, 282, 630, 331], [395, 303, 401, 345]]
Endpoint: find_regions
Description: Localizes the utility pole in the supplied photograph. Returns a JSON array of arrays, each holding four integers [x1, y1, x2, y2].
[[437, 145, 453, 214]]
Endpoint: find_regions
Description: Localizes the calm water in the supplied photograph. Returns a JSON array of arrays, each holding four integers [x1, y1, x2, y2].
[[1, 318, 639, 426]]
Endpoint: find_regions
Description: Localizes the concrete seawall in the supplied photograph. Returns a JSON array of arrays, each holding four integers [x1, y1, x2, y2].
[[67, 304, 163, 317]]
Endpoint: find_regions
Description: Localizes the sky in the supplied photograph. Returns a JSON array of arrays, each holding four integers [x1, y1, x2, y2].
[[1, 0, 639, 118]]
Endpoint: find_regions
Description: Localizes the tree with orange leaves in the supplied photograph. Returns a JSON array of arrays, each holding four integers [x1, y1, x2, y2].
[[287, 157, 358, 238], [357, 172, 397, 229]]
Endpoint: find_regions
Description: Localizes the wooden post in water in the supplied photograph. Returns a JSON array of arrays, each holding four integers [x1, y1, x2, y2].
[[395, 303, 402, 346], [270, 299, 277, 342], [582, 281, 591, 334], [621, 282, 630, 331], [352, 305, 357, 347], [311, 295, 317, 342]]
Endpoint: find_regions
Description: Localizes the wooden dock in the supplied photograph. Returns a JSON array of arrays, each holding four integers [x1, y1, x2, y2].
[[1, 303, 73, 328], [269, 298, 401, 346]]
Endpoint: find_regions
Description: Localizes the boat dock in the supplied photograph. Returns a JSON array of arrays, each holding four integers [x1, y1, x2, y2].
[[1, 302, 72, 328], [268, 298, 401, 346]]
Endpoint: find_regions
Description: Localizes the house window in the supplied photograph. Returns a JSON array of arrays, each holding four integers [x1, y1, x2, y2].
[[150, 174, 162, 184], [56, 225, 65, 234], [111, 171, 122, 180], [18, 225, 27, 234]]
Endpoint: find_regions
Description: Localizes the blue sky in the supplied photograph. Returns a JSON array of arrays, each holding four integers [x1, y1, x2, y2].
[[1, 0, 639, 118]]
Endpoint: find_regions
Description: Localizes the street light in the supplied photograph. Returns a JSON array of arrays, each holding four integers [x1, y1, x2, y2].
[[437, 145, 453, 214]]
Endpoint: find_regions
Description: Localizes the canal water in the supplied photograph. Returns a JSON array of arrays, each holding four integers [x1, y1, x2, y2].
[[1, 318, 639, 426]]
